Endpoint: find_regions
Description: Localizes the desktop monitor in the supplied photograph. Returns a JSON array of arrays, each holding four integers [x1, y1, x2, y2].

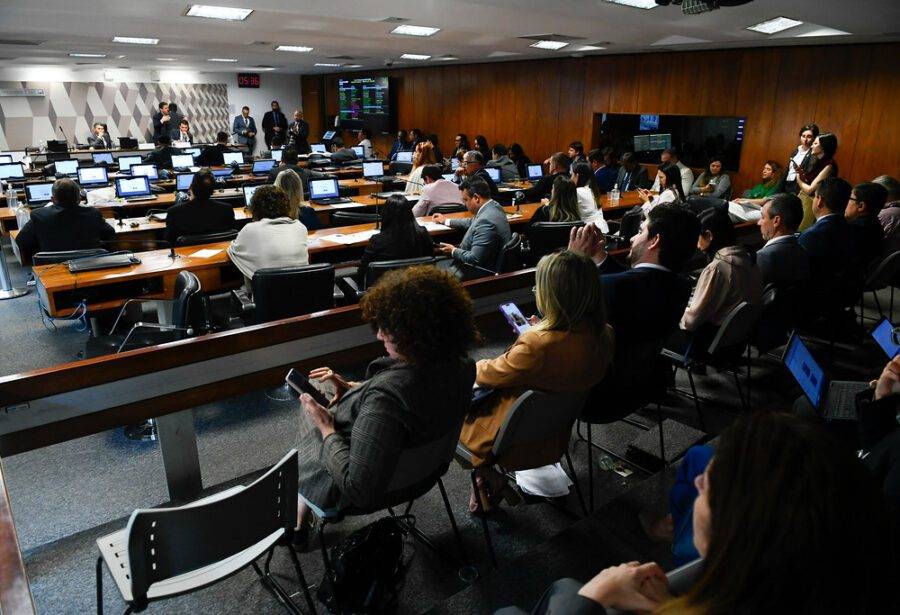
[[130, 164, 159, 181], [92, 152, 114, 165], [271, 149, 283, 162], [223, 152, 244, 165], [310, 144, 327, 154], [450, 158, 460, 170], [115, 176, 152, 199], [25, 182, 54, 205], [175, 173, 195, 191], [871, 318, 900, 359], [484, 167, 500, 183], [0, 155, 11, 164], [170, 154, 194, 169], [211, 168, 233, 178], [55, 159, 79, 176], [351, 146, 364, 157], [0, 163, 25, 180], [782, 334, 825, 409], [309, 178, 340, 200], [117, 156, 142, 172], [119, 137, 138, 149], [77, 166, 108, 186], [395, 151, 413, 163], [243, 184, 263, 207], [322, 130, 336, 140], [362, 161, 384, 178], [252, 159, 276, 174], [182, 147, 201, 158], [527, 164, 543, 180]]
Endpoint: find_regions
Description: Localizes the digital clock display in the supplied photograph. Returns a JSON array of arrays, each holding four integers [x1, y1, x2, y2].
[[238, 73, 260, 88]]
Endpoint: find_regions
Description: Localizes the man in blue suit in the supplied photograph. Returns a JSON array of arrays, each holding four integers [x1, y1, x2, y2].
[[232, 105, 257, 154]]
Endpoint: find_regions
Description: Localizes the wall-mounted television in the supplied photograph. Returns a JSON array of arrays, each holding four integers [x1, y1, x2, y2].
[[595, 113, 747, 172], [338, 76, 391, 134]]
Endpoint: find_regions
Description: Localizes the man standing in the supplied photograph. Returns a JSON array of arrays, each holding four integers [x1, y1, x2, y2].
[[152, 101, 171, 141], [167, 103, 185, 141], [288, 109, 311, 154], [262, 101, 288, 150], [232, 106, 257, 154], [87, 123, 112, 149]]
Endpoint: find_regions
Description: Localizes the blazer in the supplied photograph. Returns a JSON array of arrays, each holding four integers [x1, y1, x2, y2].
[[232, 115, 257, 145], [296, 356, 476, 510], [615, 165, 650, 191], [847, 215, 885, 275], [151, 111, 170, 141], [756, 235, 811, 286], [227, 217, 309, 284], [288, 119, 311, 153], [87, 133, 112, 149], [798, 214, 854, 299], [196, 143, 232, 167], [360, 223, 433, 269], [465, 167, 500, 199], [144, 145, 180, 169], [15, 204, 116, 263], [447, 200, 512, 272], [690, 173, 732, 199], [261, 110, 288, 141], [461, 324, 614, 467], [167, 112, 185, 141], [524, 171, 567, 202], [173, 131, 193, 145], [164, 199, 235, 245], [594, 164, 618, 193]]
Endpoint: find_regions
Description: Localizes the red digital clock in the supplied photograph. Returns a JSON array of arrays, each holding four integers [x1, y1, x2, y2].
[[238, 73, 260, 88]]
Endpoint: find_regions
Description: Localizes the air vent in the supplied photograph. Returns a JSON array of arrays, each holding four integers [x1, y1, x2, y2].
[[328, 55, 368, 60], [75, 62, 99, 66], [0, 39, 43, 46], [247, 41, 273, 46], [379, 17, 409, 23], [517, 33, 586, 42]]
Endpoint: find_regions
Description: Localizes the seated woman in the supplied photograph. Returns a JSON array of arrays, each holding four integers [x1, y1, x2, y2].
[[669, 207, 762, 354], [739, 160, 784, 205], [509, 142, 531, 180], [637, 164, 685, 214], [459, 250, 614, 511], [530, 175, 581, 226], [295, 266, 478, 526], [502, 411, 892, 614], [227, 185, 308, 291], [572, 162, 610, 233], [405, 142, 437, 195], [164, 168, 234, 245], [360, 195, 434, 275], [274, 168, 323, 231], [689, 157, 732, 199]]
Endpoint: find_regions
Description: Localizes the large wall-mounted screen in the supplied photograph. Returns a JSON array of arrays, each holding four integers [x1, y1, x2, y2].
[[338, 76, 391, 133]]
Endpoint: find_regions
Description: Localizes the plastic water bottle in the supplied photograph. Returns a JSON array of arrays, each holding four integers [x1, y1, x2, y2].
[[6, 185, 17, 209], [609, 183, 620, 207]]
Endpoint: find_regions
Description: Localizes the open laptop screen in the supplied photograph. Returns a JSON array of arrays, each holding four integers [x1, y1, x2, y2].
[[310, 144, 327, 154], [0, 163, 25, 180], [871, 318, 900, 359], [484, 167, 500, 183], [223, 152, 244, 165], [118, 156, 142, 172], [130, 164, 158, 181], [783, 334, 825, 409], [252, 159, 276, 174], [77, 166, 108, 186], [170, 154, 194, 169], [395, 151, 413, 163], [116, 176, 152, 198], [322, 130, 336, 140], [527, 164, 543, 180], [351, 146, 364, 157], [55, 159, 79, 175], [362, 161, 383, 178], [92, 152, 114, 165], [271, 149, 283, 162], [25, 182, 54, 204], [243, 184, 263, 207], [176, 173, 195, 191], [309, 179, 339, 200], [0, 155, 12, 164], [211, 168, 233, 178]]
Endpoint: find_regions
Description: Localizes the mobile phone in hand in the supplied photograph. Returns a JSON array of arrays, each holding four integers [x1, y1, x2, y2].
[[500, 302, 531, 335], [285, 368, 331, 407]]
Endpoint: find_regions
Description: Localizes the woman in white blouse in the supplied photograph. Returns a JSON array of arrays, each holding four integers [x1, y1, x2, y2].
[[570, 162, 609, 233], [638, 165, 685, 214], [404, 142, 437, 195]]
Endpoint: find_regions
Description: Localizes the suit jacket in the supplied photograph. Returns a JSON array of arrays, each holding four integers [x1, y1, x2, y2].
[[615, 165, 651, 191], [151, 111, 171, 140], [167, 112, 185, 140], [523, 171, 566, 202], [266, 163, 329, 194], [288, 119, 311, 153], [447, 200, 511, 272], [87, 133, 112, 149], [173, 130, 193, 145], [196, 143, 232, 167], [144, 145, 180, 169], [261, 110, 288, 145], [15, 204, 116, 262], [232, 115, 257, 145], [798, 214, 854, 302], [756, 235, 811, 286], [461, 167, 500, 199], [597, 255, 626, 275], [164, 199, 235, 245]]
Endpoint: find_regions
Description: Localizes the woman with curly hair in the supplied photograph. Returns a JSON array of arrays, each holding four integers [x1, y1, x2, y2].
[[295, 265, 479, 529]]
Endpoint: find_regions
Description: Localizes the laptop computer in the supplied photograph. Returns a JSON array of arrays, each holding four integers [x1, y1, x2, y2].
[[527, 164, 544, 181], [322, 130, 336, 141], [130, 164, 159, 181], [170, 154, 194, 170], [310, 144, 327, 154], [175, 172, 195, 191], [351, 146, 364, 158], [117, 156, 142, 173], [0, 155, 11, 164], [24, 181, 55, 206], [92, 152, 114, 165], [211, 168, 234, 179], [77, 166, 109, 187], [271, 148, 283, 162], [362, 161, 395, 182], [782, 332, 868, 421], [223, 152, 244, 166], [182, 147, 201, 158], [309, 178, 352, 205], [119, 137, 138, 149], [54, 159, 80, 177], [1, 151, 27, 164], [243, 184, 263, 207], [252, 159, 277, 176], [870, 317, 900, 359], [46, 140, 68, 153], [484, 167, 501, 183], [442, 173, 457, 182], [115, 176, 156, 202], [395, 151, 413, 163], [0, 162, 26, 182], [450, 158, 460, 171], [68, 253, 141, 273]]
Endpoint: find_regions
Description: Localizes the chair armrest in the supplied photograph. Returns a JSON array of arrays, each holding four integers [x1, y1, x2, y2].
[[109, 298, 165, 335], [117, 323, 193, 353], [334, 277, 361, 303], [230, 288, 255, 314], [454, 441, 476, 469], [333, 283, 345, 306]]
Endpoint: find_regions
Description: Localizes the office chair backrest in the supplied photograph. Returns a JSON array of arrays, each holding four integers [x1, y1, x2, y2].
[[495, 232, 523, 273], [383, 427, 461, 500], [428, 203, 466, 215], [865, 250, 900, 290], [32, 249, 107, 265], [125, 450, 298, 604], [171, 271, 202, 331], [175, 229, 238, 247], [330, 211, 380, 227], [250, 264, 336, 323], [492, 389, 588, 470], [365, 256, 436, 289], [707, 301, 761, 355], [46, 151, 71, 163], [527, 221, 584, 264], [388, 161, 413, 175], [686, 196, 728, 216]]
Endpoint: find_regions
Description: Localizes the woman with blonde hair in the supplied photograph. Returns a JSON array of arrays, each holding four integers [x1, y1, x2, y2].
[[459, 250, 614, 512], [405, 141, 437, 195], [273, 168, 323, 230], [530, 175, 581, 226]]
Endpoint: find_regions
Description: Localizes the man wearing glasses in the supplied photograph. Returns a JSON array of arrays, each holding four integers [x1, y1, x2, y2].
[[453, 150, 499, 199]]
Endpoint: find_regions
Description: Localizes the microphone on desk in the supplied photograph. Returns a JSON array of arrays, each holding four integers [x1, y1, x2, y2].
[[512, 191, 525, 213], [58, 125, 70, 147]]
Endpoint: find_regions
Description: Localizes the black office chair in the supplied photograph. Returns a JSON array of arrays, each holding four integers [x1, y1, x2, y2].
[[526, 221, 584, 265], [45, 151, 71, 163], [329, 211, 380, 227], [338, 256, 437, 302], [174, 229, 239, 247], [428, 204, 466, 215], [860, 251, 900, 325], [32, 249, 107, 265], [119, 137, 138, 149], [495, 232, 523, 273], [754, 283, 803, 354], [46, 140, 69, 153], [231, 264, 343, 325], [685, 196, 728, 216], [388, 161, 413, 175]]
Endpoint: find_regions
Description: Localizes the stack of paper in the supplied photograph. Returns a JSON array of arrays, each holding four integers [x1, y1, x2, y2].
[[320, 229, 380, 245], [515, 463, 572, 497], [419, 221, 450, 232]]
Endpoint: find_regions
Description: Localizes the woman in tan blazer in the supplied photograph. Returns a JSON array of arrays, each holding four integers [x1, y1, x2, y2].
[[460, 250, 615, 512]]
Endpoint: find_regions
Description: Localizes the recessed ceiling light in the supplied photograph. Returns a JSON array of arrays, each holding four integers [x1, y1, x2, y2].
[[314, 62, 343, 67], [746, 16, 804, 34], [390, 25, 440, 37], [345, 64, 363, 68], [207, 57, 237, 62], [435, 55, 459, 61], [69, 53, 107, 58], [530, 40, 570, 50], [604, 0, 658, 9], [796, 26, 850, 37], [186, 5, 253, 21], [576, 45, 606, 51], [276, 45, 313, 53], [112, 36, 158, 45], [400, 53, 431, 60], [156, 57, 176, 61]]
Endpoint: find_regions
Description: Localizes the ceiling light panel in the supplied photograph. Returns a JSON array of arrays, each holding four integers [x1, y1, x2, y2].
[[112, 36, 158, 45], [605, 0, 658, 9], [746, 17, 804, 34], [400, 53, 431, 60], [69, 53, 107, 58], [276, 45, 313, 52], [207, 57, 237, 62], [186, 5, 253, 21], [391, 25, 440, 37], [530, 40, 570, 50]]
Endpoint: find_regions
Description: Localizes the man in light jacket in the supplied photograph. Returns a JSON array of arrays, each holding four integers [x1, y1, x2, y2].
[[486, 143, 519, 181]]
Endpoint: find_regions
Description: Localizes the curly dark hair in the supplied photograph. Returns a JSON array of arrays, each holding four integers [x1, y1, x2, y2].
[[249, 185, 291, 221], [360, 265, 479, 365]]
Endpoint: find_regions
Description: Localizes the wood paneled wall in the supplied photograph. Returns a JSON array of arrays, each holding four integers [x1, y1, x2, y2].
[[301, 43, 900, 193]]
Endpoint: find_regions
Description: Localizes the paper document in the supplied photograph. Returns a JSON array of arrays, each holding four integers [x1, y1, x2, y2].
[[506, 214, 523, 220], [320, 230, 380, 245], [727, 200, 762, 222], [189, 249, 223, 258], [515, 463, 572, 497], [324, 202, 363, 209], [419, 221, 450, 232]]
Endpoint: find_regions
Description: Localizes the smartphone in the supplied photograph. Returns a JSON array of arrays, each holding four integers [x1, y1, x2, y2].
[[285, 368, 331, 407], [500, 302, 531, 335]]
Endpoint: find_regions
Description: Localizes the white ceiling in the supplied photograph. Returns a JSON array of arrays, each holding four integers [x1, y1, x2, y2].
[[0, 0, 897, 75]]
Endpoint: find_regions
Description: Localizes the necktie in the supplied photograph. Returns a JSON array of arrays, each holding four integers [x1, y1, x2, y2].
[[244, 117, 249, 127]]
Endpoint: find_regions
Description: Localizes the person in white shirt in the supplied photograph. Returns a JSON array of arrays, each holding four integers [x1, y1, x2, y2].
[[571, 162, 609, 233], [639, 165, 685, 214], [405, 142, 437, 195], [651, 147, 693, 197], [413, 164, 465, 216], [357, 128, 374, 159], [228, 185, 308, 294], [783, 123, 819, 194]]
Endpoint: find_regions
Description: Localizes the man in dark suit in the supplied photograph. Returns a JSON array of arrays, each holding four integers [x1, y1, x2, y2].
[[87, 122, 112, 149], [616, 152, 651, 191], [845, 181, 888, 274], [261, 100, 288, 150], [287, 109, 310, 154], [167, 103, 184, 141], [523, 152, 569, 202], [266, 148, 330, 196], [173, 119, 193, 144], [452, 150, 499, 200], [756, 193, 810, 286], [232, 106, 257, 153], [144, 135, 179, 169], [151, 101, 171, 141], [15, 178, 116, 262], [164, 169, 235, 245], [196, 132, 233, 167]]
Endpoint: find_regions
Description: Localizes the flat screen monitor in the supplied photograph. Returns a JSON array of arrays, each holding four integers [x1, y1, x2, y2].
[[484, 167, 500, 183], [183, 147, 201, 158], [395, 151, 413, 163], [243, 184, 263, 207], [271, 148, 283, 162], [25, 182, 54, 205], [310, 144, 327, 154], [77, 166, 108, 186], [252, 159, 276, 174], [55, 159, 80, 175], [118, 156, 142, 172], [639, 114, 660, 131], [223, 152, 244, 165], [309, 178, 340, 200], [337, 76, 390, 134], [527, 164, 543, 180], [92, 152, 114, 165], [130, 164, 159, 181], [170, 154, 194, 169], [783, 334, 825, 409], [0, 163, 25, 180], [176, 173, 195, 191], [115, 176, 152, 198], [362, 161, 384, 178], [351, 146, 364, 157]]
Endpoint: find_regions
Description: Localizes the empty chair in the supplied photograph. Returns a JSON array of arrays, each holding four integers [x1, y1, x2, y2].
[[231, 264, 342, 325], [527, 221, 584, 265], [338, 256, 437, 302], [860, 250, 900, 323], [32, 249, 107, 265], [329, 210, 380, 227], [175, 229, 239, 247]]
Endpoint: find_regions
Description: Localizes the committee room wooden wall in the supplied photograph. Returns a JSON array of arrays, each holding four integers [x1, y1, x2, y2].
[[301, 42, 900, 193]]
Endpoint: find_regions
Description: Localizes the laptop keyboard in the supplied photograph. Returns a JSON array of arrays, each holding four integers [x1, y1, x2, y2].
[[825, 381, 869, 421]]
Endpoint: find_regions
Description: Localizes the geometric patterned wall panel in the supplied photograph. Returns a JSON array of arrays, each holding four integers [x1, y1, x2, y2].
[[0, 81, 228, 150]]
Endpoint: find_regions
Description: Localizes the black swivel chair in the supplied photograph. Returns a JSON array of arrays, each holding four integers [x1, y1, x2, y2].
[[428, 204, 467, 215], [329, 211, 380, 227], [339, 256, 437, 302], [32, 249, 108, 265], [231, 264, 343, 325], [495, 232, 523, 273], [175, 229, 239, 247], [526, 221, 584, 266]]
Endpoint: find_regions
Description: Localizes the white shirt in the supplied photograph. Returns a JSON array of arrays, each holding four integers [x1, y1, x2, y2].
[[634, 262, 671, 272], [575, 185, 609, 233], [786, 146, 809, 181], [642, 188, 678, 214], [651, 160, 693, 196], [227, 217, 308, 285], [358, 139, 373, 159]]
